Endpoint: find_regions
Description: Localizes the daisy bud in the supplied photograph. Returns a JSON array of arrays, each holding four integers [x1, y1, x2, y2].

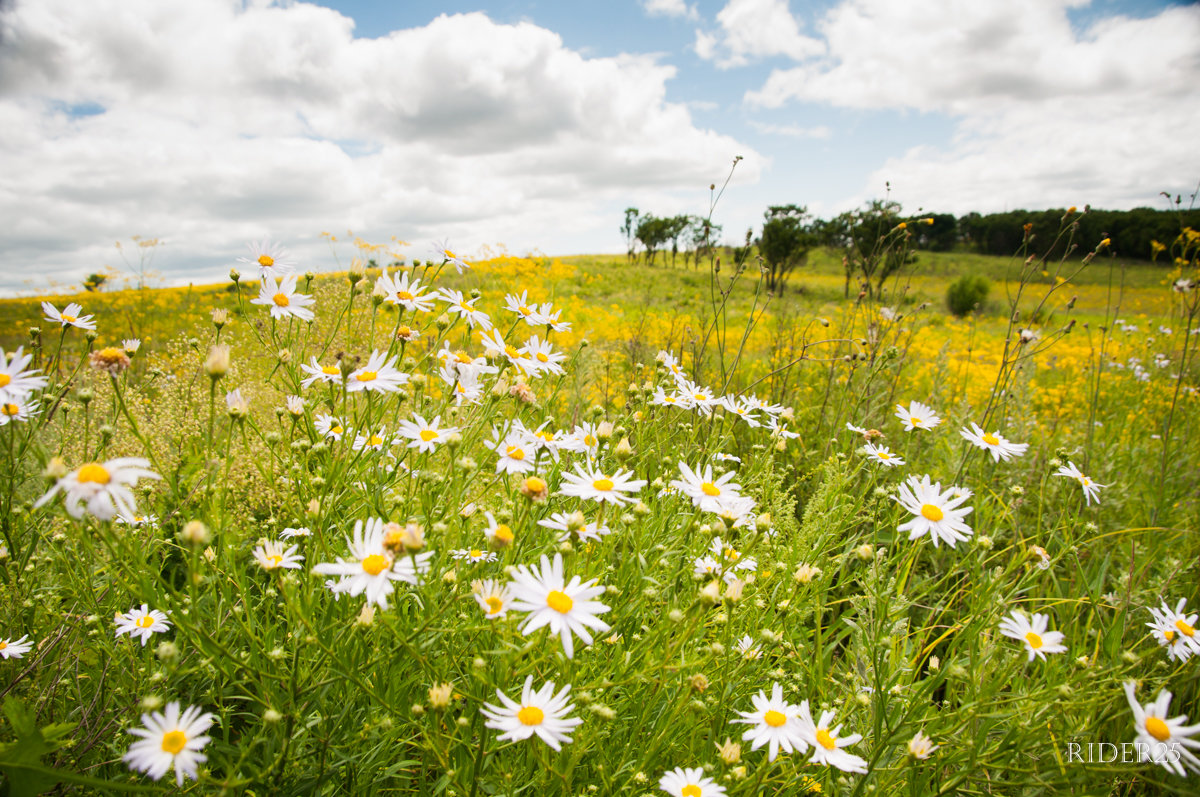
[[155, 641, 180, 663], [140, 695, 164, 711], [724, 579, 745, 602], [205, 345, 231, 379], [43, 457, 68, 481], [855, 544, 875, 561], [442, 569, 457, 585], [699, 580, 722, 606], [597, 421, 614, 441], [84, 329, 98, 342], [457, 456, 478, 472], [668, 609, 684, 623], [411, 704, 425, 716], [202, 546, 216, 563], [520, 476, 548, 501], [590, 704, 616, 720], [77, 387, 93, 404], [928, 656, 940, 671], [355, 604, 375, 627], [229, 268, 241, 282], [1121, 650, 1139, 664], [716, 737, 741, 764], [731, 766, 747, 780], [306, 499, 320, 515], [277, 348, 291, 364], [179, 520, 211, 546], [435, 313, 451, 330], [633, 501, 649, 516], [263, 708, 284, 723], [428, 683, 454, 709], [211, 308, 229, 328], [614, 437, 633, 461]]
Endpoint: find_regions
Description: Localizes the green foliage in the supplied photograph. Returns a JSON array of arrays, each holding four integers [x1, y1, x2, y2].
[[946, 273, 991, 315], [757, 204, 816, 293]]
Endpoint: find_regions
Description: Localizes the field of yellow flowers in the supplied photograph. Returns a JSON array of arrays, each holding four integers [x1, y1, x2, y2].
[[1, 227, 1198, 795]]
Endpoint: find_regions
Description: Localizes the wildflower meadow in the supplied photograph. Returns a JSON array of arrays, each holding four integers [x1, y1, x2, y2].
[[1, 216, 1199, 796]]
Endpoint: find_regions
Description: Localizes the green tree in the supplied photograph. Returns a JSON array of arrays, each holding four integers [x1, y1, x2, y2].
[[620, 208, 640, 263], [758, 204, 816, 293], [635, 215, 672, 266]]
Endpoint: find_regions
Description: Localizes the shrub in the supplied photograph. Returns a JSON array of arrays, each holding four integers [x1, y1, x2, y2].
[[946, 273, 990, 315]]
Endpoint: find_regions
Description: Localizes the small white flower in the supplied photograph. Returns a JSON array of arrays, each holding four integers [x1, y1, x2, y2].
[[114, 605, 171, 646], [253, 540, 304, 571], [797, 703, 868, 773], [0, 634, 34, 659], [508, 553, 610, 659], [42, 301, 96, 330], [998, 610, 1067, 661], [893, 475, 973, 548], [1054, 461, 1106, 505], [481, 676, 582, 751], [1123, 681, 1200, 776], [730, 683, 808, 762], [123, 702, 216, 785], [35, 458, 160, 521], [659, 766, 727, 796], [895, 400, 941, 431], [960, 423, 1028, 462]]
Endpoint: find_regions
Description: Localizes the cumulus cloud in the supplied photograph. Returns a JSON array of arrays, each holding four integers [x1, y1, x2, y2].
[[641, 0, 698, 21], [734, 0, 1200, 214], [0, 0, 760, 292], [748, 121, 830, 139], [693, 0, 824, 69]]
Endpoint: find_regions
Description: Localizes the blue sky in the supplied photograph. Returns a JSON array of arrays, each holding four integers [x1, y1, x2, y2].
[[0, 0, 1197, 294]]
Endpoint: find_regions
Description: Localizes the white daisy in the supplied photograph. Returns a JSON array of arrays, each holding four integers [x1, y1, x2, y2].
[[1054, 461, 1106, 505], [0, 397, 39, 426], [250, 275, 315, 321], [114, 605, 171, 646], [508, 553, 610, 659], [300, 358, 344, 388], [352, 428, 392, 452], [908, 730, 938, 760], [312, 518, 433, 609], [431, 239, 470, 273], [0, 346, 48, 403], [280, 526, 312, 540], [123, 701, 216, 785], [484, 427, 538, 475], [252, 540, 304, 571], [863, 443, 904, 467], [452, 547, 499, 564], [736, 634, 762, 660], [503, 290, 548, 324], [0, 634, 34, 659], [237, 238, 295, 279], [559, 464, 646, 506], [960, 423, 1028, 462], [537, 512, 611, 543], [709, 537, 756, 574], [437, 287, 492, 330], [520, 336, 566, 377], [1123, 681, 1200, 776], [376, 270, 435, 312], [893, 475, 974, 548], [115, 512, 158, 528], [347, 350, 409, 394], [472, 579, 514, 619], [692, 555, 722, 579], [396, 413, 458, 454], [730, 683, 808, 762], [35, 458, 160, 521], [314, 414, 347, 440], [659, 767, 727, 797], [41, 301, 96, 330], [1147, 598, 1200, 661], [671, 462, 744, 515], [535, 302, 571, 333], [480, 676, 582, 751], [796, 703, 869, 773], [895, 400, 942, 431], [998, 610, 1067, 661]]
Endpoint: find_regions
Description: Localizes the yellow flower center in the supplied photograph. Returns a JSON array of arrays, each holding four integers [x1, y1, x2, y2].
[[910, 416, 922, 426], [100, 346, 123, 358], [519, 305, 531, 315], [1145, 716, 1171, 742], [61, 314, 77, 323], [694, 393, 706, 401], [506, 446, 526, 461], [272, 293, 290, 307], [458, 302, 473, 313], [584, 434, 597, 446], [1176, 619, 1195, 637], [536, 352, 549, 363], [419, 429, 438, 442], [0, 374, 10, 387], [361, 554, 389, 575], [321, 365, 340, 376], [485, 596, 504, 614], [764, 710, 787, 728], [469, 549, 482, 558], [1025, 631, 1043, 649], [2, 403, 18, 416], [136, 616, 155, 629], [517, 706, 544, 726], [816, 728, 837, 750], [536, 432, 554, 442], [1163, 630, 1176, 642], [331, 425, 343, 435], [356, 371, 377, 382], [368, 436, 383, 446], [266, 555, 283, 568], [877, 451, 890, 460], [258, 254, 274, 268], [701, 482, 721, 496], [398, 325, 412, 336], [397, 290, 414, 301], [920, 504, 944, 522], [76, 463, 111, 484], [682, 786, 702, 797], [982, 433, 1000, 446], [547, 590, 574, 614], [0, 641, 6, 650], [592, 478, 613, 491], [444, 249, 458, 260], [505, 345, 521, 359], [493, 524, 513, 542], [160, 730, 187, 754]]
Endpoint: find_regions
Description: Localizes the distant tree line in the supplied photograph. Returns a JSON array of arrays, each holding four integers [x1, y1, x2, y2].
[[624, 203, 1199, 294]]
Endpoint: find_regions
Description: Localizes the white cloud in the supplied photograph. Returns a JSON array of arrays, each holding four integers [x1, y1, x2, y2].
[[693, 0, 824, 69], [641, 0, 698, 21], [748, 121, 830, 139], [738, 0, 1200, 214], [0, 0, 761, 293]]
